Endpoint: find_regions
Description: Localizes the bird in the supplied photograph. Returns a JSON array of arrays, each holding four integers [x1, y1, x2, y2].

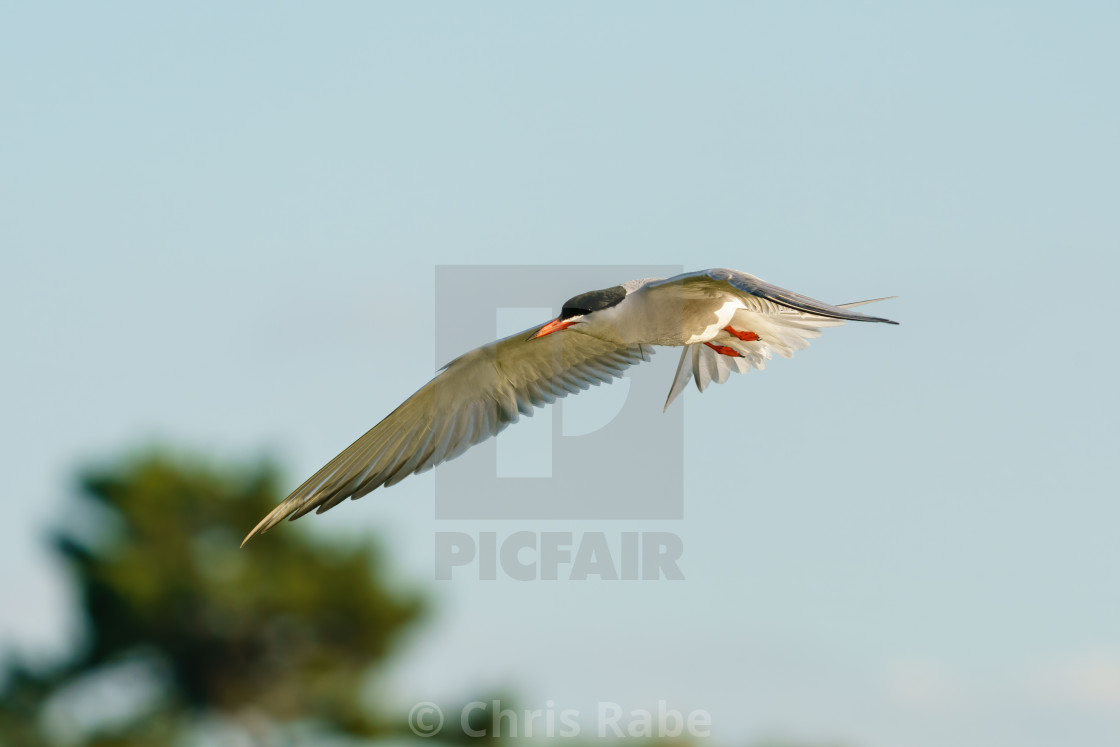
[[242, 267, 897, 545]]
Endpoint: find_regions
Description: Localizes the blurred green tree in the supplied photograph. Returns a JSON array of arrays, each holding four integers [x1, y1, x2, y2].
[[0, 451, 856, 747], [0, 452, 425, 745]]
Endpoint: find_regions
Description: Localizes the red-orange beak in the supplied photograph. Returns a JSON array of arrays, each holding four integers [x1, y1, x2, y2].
[[530, 318, 579, 340]]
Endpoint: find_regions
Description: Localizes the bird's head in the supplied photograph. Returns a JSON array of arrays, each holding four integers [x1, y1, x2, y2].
[[530, 284, 628, 340]]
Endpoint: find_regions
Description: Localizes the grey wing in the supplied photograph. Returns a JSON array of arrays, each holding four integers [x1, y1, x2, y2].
[[651, 268, 900, 325], [242, 330, 653, 545], [653, 268, 898, 410]]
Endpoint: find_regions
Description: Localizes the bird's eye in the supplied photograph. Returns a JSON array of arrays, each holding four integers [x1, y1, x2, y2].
[[560, 307, 587, 321]]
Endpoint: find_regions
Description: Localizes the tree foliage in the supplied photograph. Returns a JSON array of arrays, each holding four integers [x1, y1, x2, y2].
[[0, 451, 849, 747], [1, 452, 425, 744]]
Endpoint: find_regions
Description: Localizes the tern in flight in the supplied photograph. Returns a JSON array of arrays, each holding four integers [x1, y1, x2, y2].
[[243, 268, 897, 545]]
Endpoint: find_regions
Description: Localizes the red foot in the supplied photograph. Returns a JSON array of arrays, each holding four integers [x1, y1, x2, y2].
[[705, 342, 741, 357], [725, 325, 760, 342]]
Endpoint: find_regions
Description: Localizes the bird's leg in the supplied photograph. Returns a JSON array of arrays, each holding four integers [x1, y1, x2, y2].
[[724, 325, 761, 342], [705, 342, 741, 357]]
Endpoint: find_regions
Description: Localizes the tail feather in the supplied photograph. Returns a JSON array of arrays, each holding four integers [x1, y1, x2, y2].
[[836, 296, 898, 309], [663, 347, 695, 411]]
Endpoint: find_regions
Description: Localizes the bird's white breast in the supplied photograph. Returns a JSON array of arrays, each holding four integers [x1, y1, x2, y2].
[[683, 298, 743, 344]]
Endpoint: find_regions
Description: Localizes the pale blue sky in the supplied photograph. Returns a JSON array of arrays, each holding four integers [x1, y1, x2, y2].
[[2, 3, 1118, 746]]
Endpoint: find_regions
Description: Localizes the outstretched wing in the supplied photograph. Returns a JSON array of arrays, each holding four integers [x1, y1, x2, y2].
[[654, 269, 898, 409], [648, 268, 900, 325], [243, 330, 653, 545]]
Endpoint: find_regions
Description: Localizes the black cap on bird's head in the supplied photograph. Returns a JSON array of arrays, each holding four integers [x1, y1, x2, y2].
[[530, 284, 628, 339]]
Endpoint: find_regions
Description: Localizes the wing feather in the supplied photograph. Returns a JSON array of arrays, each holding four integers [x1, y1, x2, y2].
[[242, 328, 653, 545], [653, 269, 897, 408], [647, 268, 899, 325]]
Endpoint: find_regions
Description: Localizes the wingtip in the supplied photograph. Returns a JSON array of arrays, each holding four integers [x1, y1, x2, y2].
[[836, 296, 900, 324], [240, 526, 264, 548], [240, 509, 282, 548]]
